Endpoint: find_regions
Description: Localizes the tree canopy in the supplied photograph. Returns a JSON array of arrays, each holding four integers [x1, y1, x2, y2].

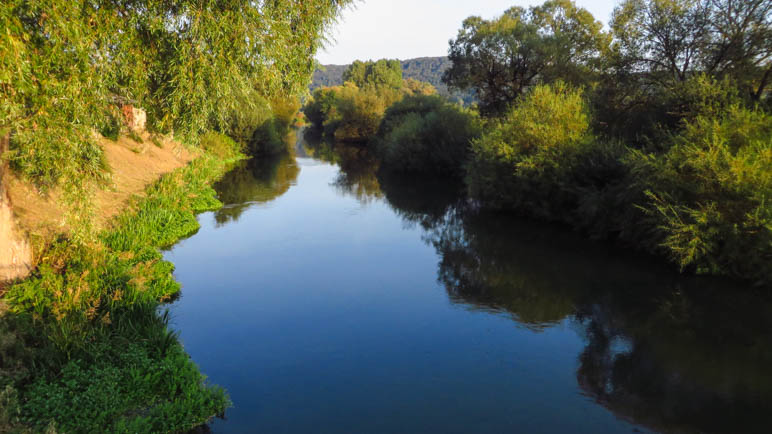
[[342, 59, 404, 90], [443, 0, 609, 115], [610, 0, 772, 100]]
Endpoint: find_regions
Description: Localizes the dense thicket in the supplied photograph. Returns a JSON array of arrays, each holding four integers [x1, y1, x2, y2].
[[303, 60, 484, 176]]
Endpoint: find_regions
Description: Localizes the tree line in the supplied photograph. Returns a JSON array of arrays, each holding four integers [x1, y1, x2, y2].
[[303, 0, 771, 287]]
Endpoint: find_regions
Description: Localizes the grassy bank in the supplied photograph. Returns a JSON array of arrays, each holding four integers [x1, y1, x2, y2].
[[1, 133, 244, 432]]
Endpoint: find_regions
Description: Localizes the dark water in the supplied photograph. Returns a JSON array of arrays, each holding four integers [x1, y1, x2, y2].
[[165, 134, 772, 434]]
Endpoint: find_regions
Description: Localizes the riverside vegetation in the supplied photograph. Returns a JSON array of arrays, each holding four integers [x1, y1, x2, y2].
[[303, 0, 772, 287], [1, 0, 351, 431]]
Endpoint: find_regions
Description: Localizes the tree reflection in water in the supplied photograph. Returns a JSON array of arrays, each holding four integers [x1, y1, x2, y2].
[[302, 131, 383, 203], [212, 153, 300, 226], [324, 142, 772, 434]]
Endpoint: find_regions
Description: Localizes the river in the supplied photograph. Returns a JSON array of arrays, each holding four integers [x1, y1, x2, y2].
[[164, 133, 772, 433]]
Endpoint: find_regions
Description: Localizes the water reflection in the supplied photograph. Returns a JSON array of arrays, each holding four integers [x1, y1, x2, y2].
[[322, 142, 772, 433], [212, 154, 299, 226], [302, 133, 382, 203]]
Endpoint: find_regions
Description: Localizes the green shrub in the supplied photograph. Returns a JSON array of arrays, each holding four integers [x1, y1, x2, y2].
[[23, 338, 228, 433], [199, 131, 241, 159], [467, 82, 592, 212], [374, 95, 481, 176], [304, 87, 341, 130], [633, 105, 772, 284], [1, 0, 351, 191], [322, 83, 402, 143], [302, 62, 438, 144], [248, 97, 300, 156]]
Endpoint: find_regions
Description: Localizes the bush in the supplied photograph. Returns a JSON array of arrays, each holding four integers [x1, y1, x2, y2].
[[250, 97, 300, 156], [305, 82, 402, 143], [304, 87, 341, 129], [468, 80, 772, 285], [199, 131, 241, 159], [374, 95, 481, 176], [467, 82, 592, 213], [594, 74, 744, 149], [302, 61, 439, 144], [633, 105, 772, 284], [220, 94, 297, 157]]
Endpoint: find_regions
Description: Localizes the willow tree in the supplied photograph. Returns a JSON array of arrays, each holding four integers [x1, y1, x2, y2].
[[0, 0, 352, 192]]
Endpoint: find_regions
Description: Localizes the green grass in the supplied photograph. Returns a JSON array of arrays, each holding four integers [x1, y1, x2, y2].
[[1, 132, 244, 432]]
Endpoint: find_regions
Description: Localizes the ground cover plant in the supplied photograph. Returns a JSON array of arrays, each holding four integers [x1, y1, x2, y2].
[[1, 133, 244, 432]]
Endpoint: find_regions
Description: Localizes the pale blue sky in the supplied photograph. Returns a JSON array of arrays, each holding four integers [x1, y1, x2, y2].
[[317, 0, 618, 65]]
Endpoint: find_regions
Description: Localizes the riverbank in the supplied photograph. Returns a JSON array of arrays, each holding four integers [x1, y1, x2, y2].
[[1, 132, 244, 432], [1, 131, 196, 284]]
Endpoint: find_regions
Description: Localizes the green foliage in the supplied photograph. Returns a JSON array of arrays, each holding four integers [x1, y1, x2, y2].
[[443, 0, 610, 115], [610, 0, 771, 99], [305, 87, 342, 129], [330, 84, 402, 143], [633, 105, 772, 284], [312, 57, 477, 104], [220, 91, 274, 147], [467, 83, 597, 216], [3, 143, 244, 430], [304, 58, 452, 144], [343, 59, 404, 90], [466, 78, 771, 285], [250, 98, 301, 156], [598, 0, 772, 142], [593, 74, 745, 145], [402, 79, 438, 96], [1, 0, 351, 194], [23, 341, 228, 433], [374, 95, 481, 176], [440, 0, 771, 285], [303, 82, 403, 143], [200, 132, 242, 160], [220, 93, 299, 156]]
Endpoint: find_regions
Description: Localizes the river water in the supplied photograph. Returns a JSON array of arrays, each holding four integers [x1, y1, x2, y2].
[[165, 135, 772, 433]]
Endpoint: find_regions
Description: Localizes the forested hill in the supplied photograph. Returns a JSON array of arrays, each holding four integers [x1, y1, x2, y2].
[[312, 57, 475, 104]]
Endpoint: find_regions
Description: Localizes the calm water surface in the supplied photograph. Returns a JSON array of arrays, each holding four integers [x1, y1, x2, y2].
[[165, 135, 772, 433]]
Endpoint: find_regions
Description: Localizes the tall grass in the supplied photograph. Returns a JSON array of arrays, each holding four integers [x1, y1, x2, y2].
[[1, 131, 243, 432]]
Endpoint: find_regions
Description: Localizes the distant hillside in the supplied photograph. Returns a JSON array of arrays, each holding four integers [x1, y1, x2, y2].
[[312, 56, 475, 104], [311, 64, 349, 89]]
